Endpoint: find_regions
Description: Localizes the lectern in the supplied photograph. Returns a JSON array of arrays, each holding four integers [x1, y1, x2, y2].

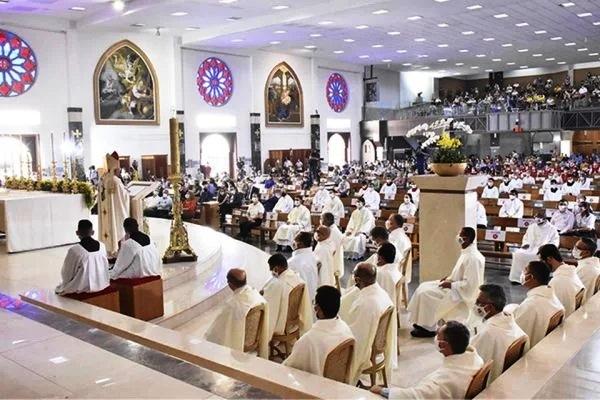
[[127, 181, 160, 228]]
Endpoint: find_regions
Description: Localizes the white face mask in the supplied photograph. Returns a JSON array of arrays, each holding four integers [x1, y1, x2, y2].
[[357, 203, 364, 209], [509, 194, 516, 200], [558, 205, 567, 212], [291, 242, 298, 251], [519, 273, 528, 285], [535, 217, 546, 225], [252, 198, 259, 204], [434, 337, 442, 352], [456, 235, 465, 245], [572, 247, 583, 260], [474, 304, 487, 318], [385, 220, 391, 231], [294, 202, 301, 207], [404, 198, 410, 204]]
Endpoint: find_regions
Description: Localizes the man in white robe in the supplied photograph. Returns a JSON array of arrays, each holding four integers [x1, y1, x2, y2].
[[550, 201, 575, 233], [322, 190, 345, 224], [470, 284, 528, 382], [321, 212, 345, 279], [498, 190, 524, 218], [343, 198, 375, 260], [273, 198, 311, 251], [98, 152, 130, 256], [375, 243, 402, 310], [204, 269, 269, 358], [380, 178, 397, 200], [273, 190, 294, 214], [574, 238, 600, 302], [371, 321, 484, 400], [387, 214, 412, 265], [476, 201, 488, 228], [110, 218, 161, 279], [283, 286, 355, 382], [287, 232, 319, 301], [312, 186, 330, 211], [539, 244, 586, 316], [55, 219, 110, 295], [314, 226, 336, 287], [262, 254, 313, 339], [509, 211, 559, 283], [409, 227, 485, 337], [339, 263, 397, 385], [362, 184, 381, 212]]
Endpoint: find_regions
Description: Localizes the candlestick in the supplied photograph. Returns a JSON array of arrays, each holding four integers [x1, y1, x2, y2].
[[51, 132, 55, 163]]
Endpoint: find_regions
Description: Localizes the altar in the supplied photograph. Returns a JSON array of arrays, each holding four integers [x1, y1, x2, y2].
[[0, 190, 90, 253]]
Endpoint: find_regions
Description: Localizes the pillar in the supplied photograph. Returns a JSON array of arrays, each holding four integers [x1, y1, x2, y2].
[[250, 112, 261, 171], [310, 114, 321, 154], [412, 175, 487, 282]]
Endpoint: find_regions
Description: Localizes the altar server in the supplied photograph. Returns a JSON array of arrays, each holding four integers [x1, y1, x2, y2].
[[273, 198, 311, 251], [339, 263, 397, 385], [273, 190, 294, 214], [312, 186, 330, 211], [314, 226, 336, 287], [321, 212, 345, 279], [287, 232, 319, 301], [398, 194, 418, 218], [407, 181, 420, 207], [543, 180, 563, 201], [376, 243, 402, 310], [322, 190, 345, 224], [380, 177, 397, 199], [574, 238, 600, 301], [55, 219, 110, 295], [498, 190, 524, 218], [539, 244, 586, 316], [550, 201, 575, 234], [205, 269, 269, 358], [482, 178, 499, 199], [470, 284, 528, 382], [409, 227, 485, 337], [342, 197, 376, 260], [110, 218, 161, 279], [362, 183, 381, 212], [509, 211, 559, 283], [511, 261, 564, 347], [283, 286, 355, 382], [371, 321, 483, 399], [262, 254, 313, 339]]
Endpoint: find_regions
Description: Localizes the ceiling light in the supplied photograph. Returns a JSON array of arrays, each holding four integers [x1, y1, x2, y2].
[[545, 57, 555, 61], [422, 66, 430, 70], [559, 2, 575, 7], [494, 13, 509, 18], [455, 62, 464, 66], [355, 25, 369, 29], [550, 36, 562, 40], [466, 4, 482, 10], [171, 11, 188, 16], [225, 16, 241, 21], [485, 69, 493, 72], [333, 50, 344, 54], [515, 22, 529, 27], [318, 20, 333, 25], [577, 47, 588, 51], [372, 9, 389, 15], [402, 63, 412, 66], [533, 53, 543, 57], [557, 61, 566, 64], [459, 49, 469, 52], [470, 66, 480, 69], [407, 15, 423, 21], [372, 44, 384, 48], [438, 58, 447, 62], [492, 58, 501, 61], [219, 0, 238, 3], [417, 54, 429, 58], [231, 38, 244, 42], [131, 23, 145, 27], [309, 33, 322, 37], [272, 5, 289, 10], [185, 26, 201, 31], [534, 30, 547, 34], [437, 44, 449, 47], [274, 30, 286, 34], [112, 0, 125, 11], [476, 54, 486, 57], [388, 31, 401, 35], [304, 45, 316, 49], [577, 12, 592, 17], [434, 0, 450, 2], [520, 65, 528, 69], [593, 21, 600, 25], [506, 62, 516, 65], [382, 59, 392, 62], [517, 48, 529, 52], [359, 55, 370, 59], [483, 37, 495, 41], [589, 53, 599, 56], [564, 42, 576, 46], [269, 41, 281, 44], [396, 49, 407, 53], [437, 23, 449, 27], [70, 6, 86, 11], [344, 38, 355, 42], [461, 31, 474, 35], [502, 43, 513, 47], [414, 38, 426, 42], [453, 72, 461, 75]]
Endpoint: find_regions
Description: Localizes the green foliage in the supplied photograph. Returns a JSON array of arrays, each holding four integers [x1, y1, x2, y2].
[[431, 147, 467, 163], [3, 177, 95, 209]]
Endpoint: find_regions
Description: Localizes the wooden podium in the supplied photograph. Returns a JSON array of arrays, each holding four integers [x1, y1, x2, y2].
[[127, 181, 160, 227]]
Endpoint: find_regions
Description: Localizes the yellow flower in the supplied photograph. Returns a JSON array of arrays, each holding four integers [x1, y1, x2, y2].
[[437, 132, 462, 149]]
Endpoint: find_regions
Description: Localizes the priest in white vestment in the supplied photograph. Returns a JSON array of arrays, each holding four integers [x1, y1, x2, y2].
[[409, 227, 485, 337], [287, 232, 319, 301], [362, 184, 381, 212], [262, 254, 313, 339], [98, 152, 130, 256], [273, 190, 294, 214], [110, 218, 161, 279], [314, 226, 336, 287], [550, 201, 575, 233], [498, 191, 524, 218], [539, 244, 586, 316], [371, 321, 484, 399], [312, 186, 330, 211], [339, 263, 397, 385], [56, 219, 110, 295], [470, 284, 528, 382], [574, 238, 600, 301], [204, 269, 269, 358], [283, 286, 355, 382], [509, 212, 559, 283], [342, 198, 375, 260], [321, 212, 345, 279], [273, 198, 311, 250], [321, 190, 345, 224], [375, 243, 402, 310]]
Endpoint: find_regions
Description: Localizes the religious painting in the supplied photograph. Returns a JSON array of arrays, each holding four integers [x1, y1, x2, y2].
[[264, 62, 304, 127], [93, 40, 159, 125], [0, 29, 38, 97], [365, 79, 379, 103]]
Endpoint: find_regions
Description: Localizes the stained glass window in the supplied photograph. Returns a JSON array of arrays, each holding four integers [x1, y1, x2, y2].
[[326, 73, 349, 113], [0, 30, 37, 97], [197, 57, 233, 107]]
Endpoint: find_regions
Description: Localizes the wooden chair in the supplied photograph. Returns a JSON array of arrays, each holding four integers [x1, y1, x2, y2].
[[244, 304, 265, 353], [502, 336, 528, 372], [595, 274, 600, 295], [361, 306, 394, 387], [575, 288, 585, 310], [396, 251, 412, 309], [323, 338, 355, 383], [546, 309, 565, 335], [464, 360, 494, 399], [269, 283, 305, 360]]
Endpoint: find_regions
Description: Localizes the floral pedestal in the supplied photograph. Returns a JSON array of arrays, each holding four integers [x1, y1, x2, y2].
[[430, 163, 467, 177]]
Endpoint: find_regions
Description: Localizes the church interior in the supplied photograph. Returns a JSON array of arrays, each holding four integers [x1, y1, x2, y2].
[[1, 0, 600, 398]]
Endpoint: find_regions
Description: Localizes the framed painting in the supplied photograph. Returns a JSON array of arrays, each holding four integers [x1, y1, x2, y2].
[[93, 40, 159, 125], [264, 62, 303, 127]]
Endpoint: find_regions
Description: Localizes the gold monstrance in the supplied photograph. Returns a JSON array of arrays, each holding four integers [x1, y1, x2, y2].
[[162, 117, 197, 263]]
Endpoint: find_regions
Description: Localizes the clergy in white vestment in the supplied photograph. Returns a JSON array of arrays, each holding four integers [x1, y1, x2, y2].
[[339, 263, 397, 385], [508, 211, 559, 283], [321, 190, 345, 224], [498, 176, 515, 194], [55, 219, 110, 295], [543, 181, 563, 201], [409, 227, 485, 337], [476, 201, 488, 228], [110, 218, 161, 280], [204, 269, 270, 358], [364, 227, 392, 266], [371, 321, 484, 400], [262, 254, 313, 339], [283, 286, 355, 382], [321, 212, 345, 279], [387, 213, 413, 283], [509, 261, 565, 347], [522, 173, 536, 185], [540, 244, 586, 316], [312, 186, 330, 210], [314, 226, 336, 287], [98, 152, 131, 256], [498, 190, 524, 218], [375, 243, 402, 310], [273, 190, 294, 214], [407, 182, 420, 207], [287, 232, 319, 301], [562, 177, 581, 196], [482, 178, 499, 199], [470, 285, 528, 382], [273, 198, 311, 250], [362, 184, 381, 212], [574, 238, 600, 301], [550, 201, 575, 233], [380, 178, 397, 200], [342, 198, 375, 260], [398, 194, 418, 218]]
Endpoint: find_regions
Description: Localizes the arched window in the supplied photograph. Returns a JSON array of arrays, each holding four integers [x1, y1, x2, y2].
[[328, 133, 346, 166], [362, 140, 376, 163], [0, 136, 31, 178], [201, 134, 230, 177]]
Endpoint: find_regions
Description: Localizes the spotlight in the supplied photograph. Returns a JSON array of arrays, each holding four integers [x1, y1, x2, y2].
[[113, 0, 125, 11]]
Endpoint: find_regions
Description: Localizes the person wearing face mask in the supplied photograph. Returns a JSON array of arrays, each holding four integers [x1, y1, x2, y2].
[[336, 176, 351, 197], [313, 226, 336, 287], [398, 193, 418, 218], [522, 172, 536, 186], [387, 213, 412, 266], [156, 190, 173, 219], [498, 189, 524, 218], [362, 183, 381, 212], [407, 181, 420, 207], [204, 268, 269, 358], [574, 201, 596, 235], [320, 212, 345, 279], [574, 238, 600, 302], [238, 195, 265, 241], [562, 175, 581, 197], [312, 186, 330, 212], [543, 179, 563, 201], [339, 263, 397, 385], [482, 178, 499, 199], [375, 243, 403, 311], [143, 190, 161, 216], [550, 200, 575, 234], [538, 244, 586, 316], [283, 285, 355, 381], [321, 189, 345, 224], [511, 174, 524, 189], [272, 190, 294, 214], [470, 284, 529, 383], [498, 175, 514, 194], [371, 321, 483, 399], [509, 210, 559, 283], [356, 181, 369, 197], [408, 227, 485, 338], [261, 253, 313, 340], [380, 177, 397, 200], [272, 197, 311, 252], [342, 198, 376, 260], [287, 232, 319, 300]]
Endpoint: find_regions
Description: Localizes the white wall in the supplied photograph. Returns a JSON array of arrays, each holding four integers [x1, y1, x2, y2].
[[365, 67, 400, 109], [399, 71, 436, 108]]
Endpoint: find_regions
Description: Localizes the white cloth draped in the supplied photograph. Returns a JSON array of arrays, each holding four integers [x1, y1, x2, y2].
[[273, 205, 311, 246], [342, 208, 375, 258], [509, 222, 559, 282], [550, 263, 586, 317], [287, 248, 319, 301], [328, 224, 345, 278], [55, 243, 110, 294], [314, 240, 336, 287], [511, 285, 564, 347], [576, 257, 600, 302], [110, 239, 162, 279]]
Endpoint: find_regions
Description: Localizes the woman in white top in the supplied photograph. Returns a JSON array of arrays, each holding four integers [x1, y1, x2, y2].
[[398, 193, 418, 218]]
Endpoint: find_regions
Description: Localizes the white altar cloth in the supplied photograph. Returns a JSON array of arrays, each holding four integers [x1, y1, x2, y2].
[[0, 190, 90, 253]]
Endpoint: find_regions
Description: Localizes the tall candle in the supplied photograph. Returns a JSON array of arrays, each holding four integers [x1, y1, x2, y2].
[[169, 117, 180, 175], [51, 132, 55, 162]]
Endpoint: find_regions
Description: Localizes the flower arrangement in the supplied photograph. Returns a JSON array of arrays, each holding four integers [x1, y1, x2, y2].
[[406, 118, 473, 164], [4, 177, 96, 209]]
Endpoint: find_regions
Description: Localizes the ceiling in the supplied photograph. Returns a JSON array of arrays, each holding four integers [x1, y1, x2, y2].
[[2, 0, 600, 77]]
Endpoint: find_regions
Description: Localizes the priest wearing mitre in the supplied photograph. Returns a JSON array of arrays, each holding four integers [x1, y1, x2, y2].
[[98, 151, 130, 256], [204, 268, 270, 358]]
